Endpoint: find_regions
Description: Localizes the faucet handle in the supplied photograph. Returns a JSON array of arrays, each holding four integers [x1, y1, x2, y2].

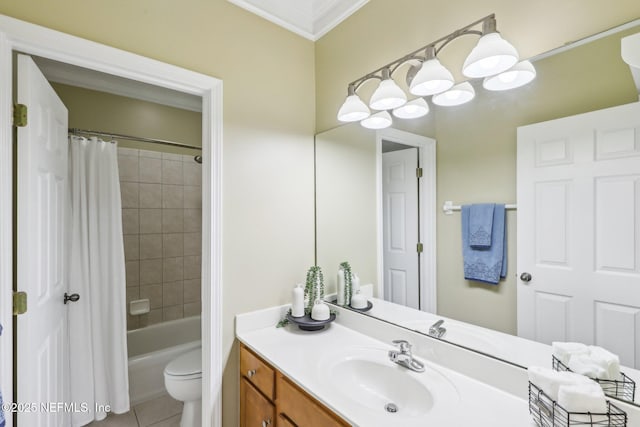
[[392, 339, 411, 353]]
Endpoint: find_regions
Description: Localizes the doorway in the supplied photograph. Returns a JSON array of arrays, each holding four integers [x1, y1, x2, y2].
[[0, 16, 222, 427], [375, 128, 437, 314]]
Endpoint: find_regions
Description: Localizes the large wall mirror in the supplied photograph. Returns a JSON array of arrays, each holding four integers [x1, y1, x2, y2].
[[315, 21, 640, 405]]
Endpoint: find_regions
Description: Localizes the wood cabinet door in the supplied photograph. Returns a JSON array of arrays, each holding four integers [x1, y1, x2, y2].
[[241, 378, 275, 427]]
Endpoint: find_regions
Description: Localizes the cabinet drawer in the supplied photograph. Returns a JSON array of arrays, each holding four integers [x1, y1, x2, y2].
[[241, 345, 275, 400], [240, 378, 274, 427], [276, 374, 348, 427]]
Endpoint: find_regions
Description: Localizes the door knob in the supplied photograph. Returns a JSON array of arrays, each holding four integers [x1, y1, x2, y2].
[[520, 272, 532, 282], [247, 369, 256, 378], [64, 293, 80, 304]]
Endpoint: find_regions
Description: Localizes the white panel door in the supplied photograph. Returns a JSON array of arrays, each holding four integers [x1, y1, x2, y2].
[[382, 148, 420, 309], [517, 101, 640, 368], [16, 54, 70, 426]]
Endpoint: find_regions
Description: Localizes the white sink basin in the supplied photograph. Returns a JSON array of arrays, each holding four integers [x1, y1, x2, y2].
[[318, 347, 459, 422]]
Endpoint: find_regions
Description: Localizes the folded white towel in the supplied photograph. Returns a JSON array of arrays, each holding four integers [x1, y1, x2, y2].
[[589, 346, 621, 380], [558, 382, 608, 423], [552, 342, 589, 365], [528, 366, 593, 401], [568, 354, 609, 380]]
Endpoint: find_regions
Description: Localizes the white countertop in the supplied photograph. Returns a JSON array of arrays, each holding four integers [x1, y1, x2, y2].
[[236, 306, 533, 427]]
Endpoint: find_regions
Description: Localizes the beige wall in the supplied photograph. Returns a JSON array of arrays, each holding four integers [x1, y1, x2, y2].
[[52, 83, 202, 155], [0, 2, 316, 426], [315, 2, 640, 335]]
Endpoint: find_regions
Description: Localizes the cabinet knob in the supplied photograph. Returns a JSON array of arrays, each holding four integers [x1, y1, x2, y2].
[[262, 418, 272, 427], [247, 369, 256, 378]]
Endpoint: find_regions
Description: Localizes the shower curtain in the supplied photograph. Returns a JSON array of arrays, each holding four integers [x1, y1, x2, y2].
[[68, 136, 129, 426]]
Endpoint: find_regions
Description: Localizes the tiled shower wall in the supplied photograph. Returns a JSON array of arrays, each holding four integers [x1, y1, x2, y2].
[[118, 147, 202, 330]]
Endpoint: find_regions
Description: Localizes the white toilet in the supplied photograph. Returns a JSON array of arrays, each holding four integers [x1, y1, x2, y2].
[[164, 347, 202, 427]]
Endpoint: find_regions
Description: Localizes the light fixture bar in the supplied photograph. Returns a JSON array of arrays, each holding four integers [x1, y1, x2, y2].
[[348, 14, 495, 91]]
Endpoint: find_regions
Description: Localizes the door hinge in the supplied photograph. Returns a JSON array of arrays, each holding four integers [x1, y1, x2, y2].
[[416, 167, 423, 178], [13, 104, 27, 127], [417, 243, 424, 253], [13, 291, 27, 316]]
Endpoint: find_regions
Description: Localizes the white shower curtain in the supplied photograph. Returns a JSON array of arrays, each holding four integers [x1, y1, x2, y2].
[[68, 136, 129, 426]]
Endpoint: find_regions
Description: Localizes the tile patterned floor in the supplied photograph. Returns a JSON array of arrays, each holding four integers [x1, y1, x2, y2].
[[87, 394, 182, 427]]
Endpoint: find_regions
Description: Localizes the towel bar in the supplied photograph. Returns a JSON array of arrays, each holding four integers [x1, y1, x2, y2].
[[443, 200, 517, 215]]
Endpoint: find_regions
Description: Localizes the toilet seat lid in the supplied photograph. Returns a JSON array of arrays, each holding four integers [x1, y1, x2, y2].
[[165, 347, 202, 377]]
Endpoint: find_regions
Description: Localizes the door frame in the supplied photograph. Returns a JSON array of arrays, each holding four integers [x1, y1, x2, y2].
[[0, 15, 223, 427], [375, 128, 436, 313]]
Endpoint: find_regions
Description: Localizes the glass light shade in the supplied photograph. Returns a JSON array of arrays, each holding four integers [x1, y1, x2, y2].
[[462, 32, 519, 78], [337, 94, 371, 122], [483, 60, 536, 91], [409, 58, 455, 96], [432, 82, 475, 106], [361, 111, 392, 129], [369, 79, 407, 110], [392, 98, 430, 119]]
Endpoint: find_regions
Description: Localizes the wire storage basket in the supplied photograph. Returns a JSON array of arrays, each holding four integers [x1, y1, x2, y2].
[[552, 356, 636, 402], [529, 382, 627, 427]]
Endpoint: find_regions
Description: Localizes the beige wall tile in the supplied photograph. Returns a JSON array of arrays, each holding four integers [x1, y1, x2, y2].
[[163, 257, 183, 282], [139, 209, 162, 234], [183, 232, 201, 256], [122, 208, 139, 235], [183, 186, 200, 209], [183, 255, 200, 280], [126, 287, 139, 304], [161, 153, 182, 161], [140, 259, 163, 285], [162, 159, 183, 185], [162, 209, 184, 233], [183, 301, 201, 317], [139, 234, 162, 260], [162, 305, 184, 322], [139, 150, 162, 159], [183, 161, 201, 186], [163, 281, 183, 306], [183, 279, 201, 303], [162, 185, 184, 209], [139, 309, 163, 328], [125, 260, 140, 287], [127, 314, 139, 330], [139, 157, 162, 183], [163, 233, 183, 258], [140, 284, 163, 310], [123, 235, 139, 261], [118, 154, 139, 182], [120, 182, 139, 208], [118, 147, 139, 157], [183, 209, 201, 232], [140, 183, 162, 208]]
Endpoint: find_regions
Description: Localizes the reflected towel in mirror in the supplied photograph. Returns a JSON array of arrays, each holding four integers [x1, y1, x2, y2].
[[461, 204, 507, 284]]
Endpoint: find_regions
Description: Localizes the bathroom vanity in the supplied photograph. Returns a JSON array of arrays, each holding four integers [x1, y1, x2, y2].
[[240, 344, 348, 427], [236, 305, 539, 427]]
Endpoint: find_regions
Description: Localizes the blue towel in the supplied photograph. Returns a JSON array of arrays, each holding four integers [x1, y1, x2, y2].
[[469, 203, 494, 248], [462, 204, 507, 284]]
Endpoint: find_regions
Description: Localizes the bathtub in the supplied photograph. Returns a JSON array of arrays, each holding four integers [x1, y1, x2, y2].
[[127, 315, 201, 405]]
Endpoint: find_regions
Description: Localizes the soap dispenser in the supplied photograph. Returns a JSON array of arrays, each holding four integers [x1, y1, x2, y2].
[[311, 299, 330, 321]]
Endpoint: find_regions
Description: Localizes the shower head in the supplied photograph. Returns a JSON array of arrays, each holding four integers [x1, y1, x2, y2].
[[194, 155, 202, 164]]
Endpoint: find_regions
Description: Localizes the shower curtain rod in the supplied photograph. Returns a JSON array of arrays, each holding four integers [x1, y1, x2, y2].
[[69, 128, 202, 151]]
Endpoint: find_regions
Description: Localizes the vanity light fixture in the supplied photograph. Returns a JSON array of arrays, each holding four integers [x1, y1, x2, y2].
[[361, 111, 393, 129], [337, 84, 371, 122], [393, 98, 430, 119], [483, 60, 536, 91], [369, 68, 407, 110], [432, 82, 475, 106], [335, 13, 534, 127]]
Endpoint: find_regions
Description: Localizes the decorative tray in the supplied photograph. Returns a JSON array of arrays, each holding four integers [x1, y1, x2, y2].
[[286, 313, 336, 331], [349, 301, 373, 312]]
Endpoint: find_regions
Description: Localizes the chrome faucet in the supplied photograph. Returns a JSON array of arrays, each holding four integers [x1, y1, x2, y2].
[[428, 320, 447, 338], [388, 340, 425, 372]]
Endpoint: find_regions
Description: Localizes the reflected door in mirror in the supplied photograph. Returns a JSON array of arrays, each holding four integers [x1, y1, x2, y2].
[[517, 101, 640, 369]]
